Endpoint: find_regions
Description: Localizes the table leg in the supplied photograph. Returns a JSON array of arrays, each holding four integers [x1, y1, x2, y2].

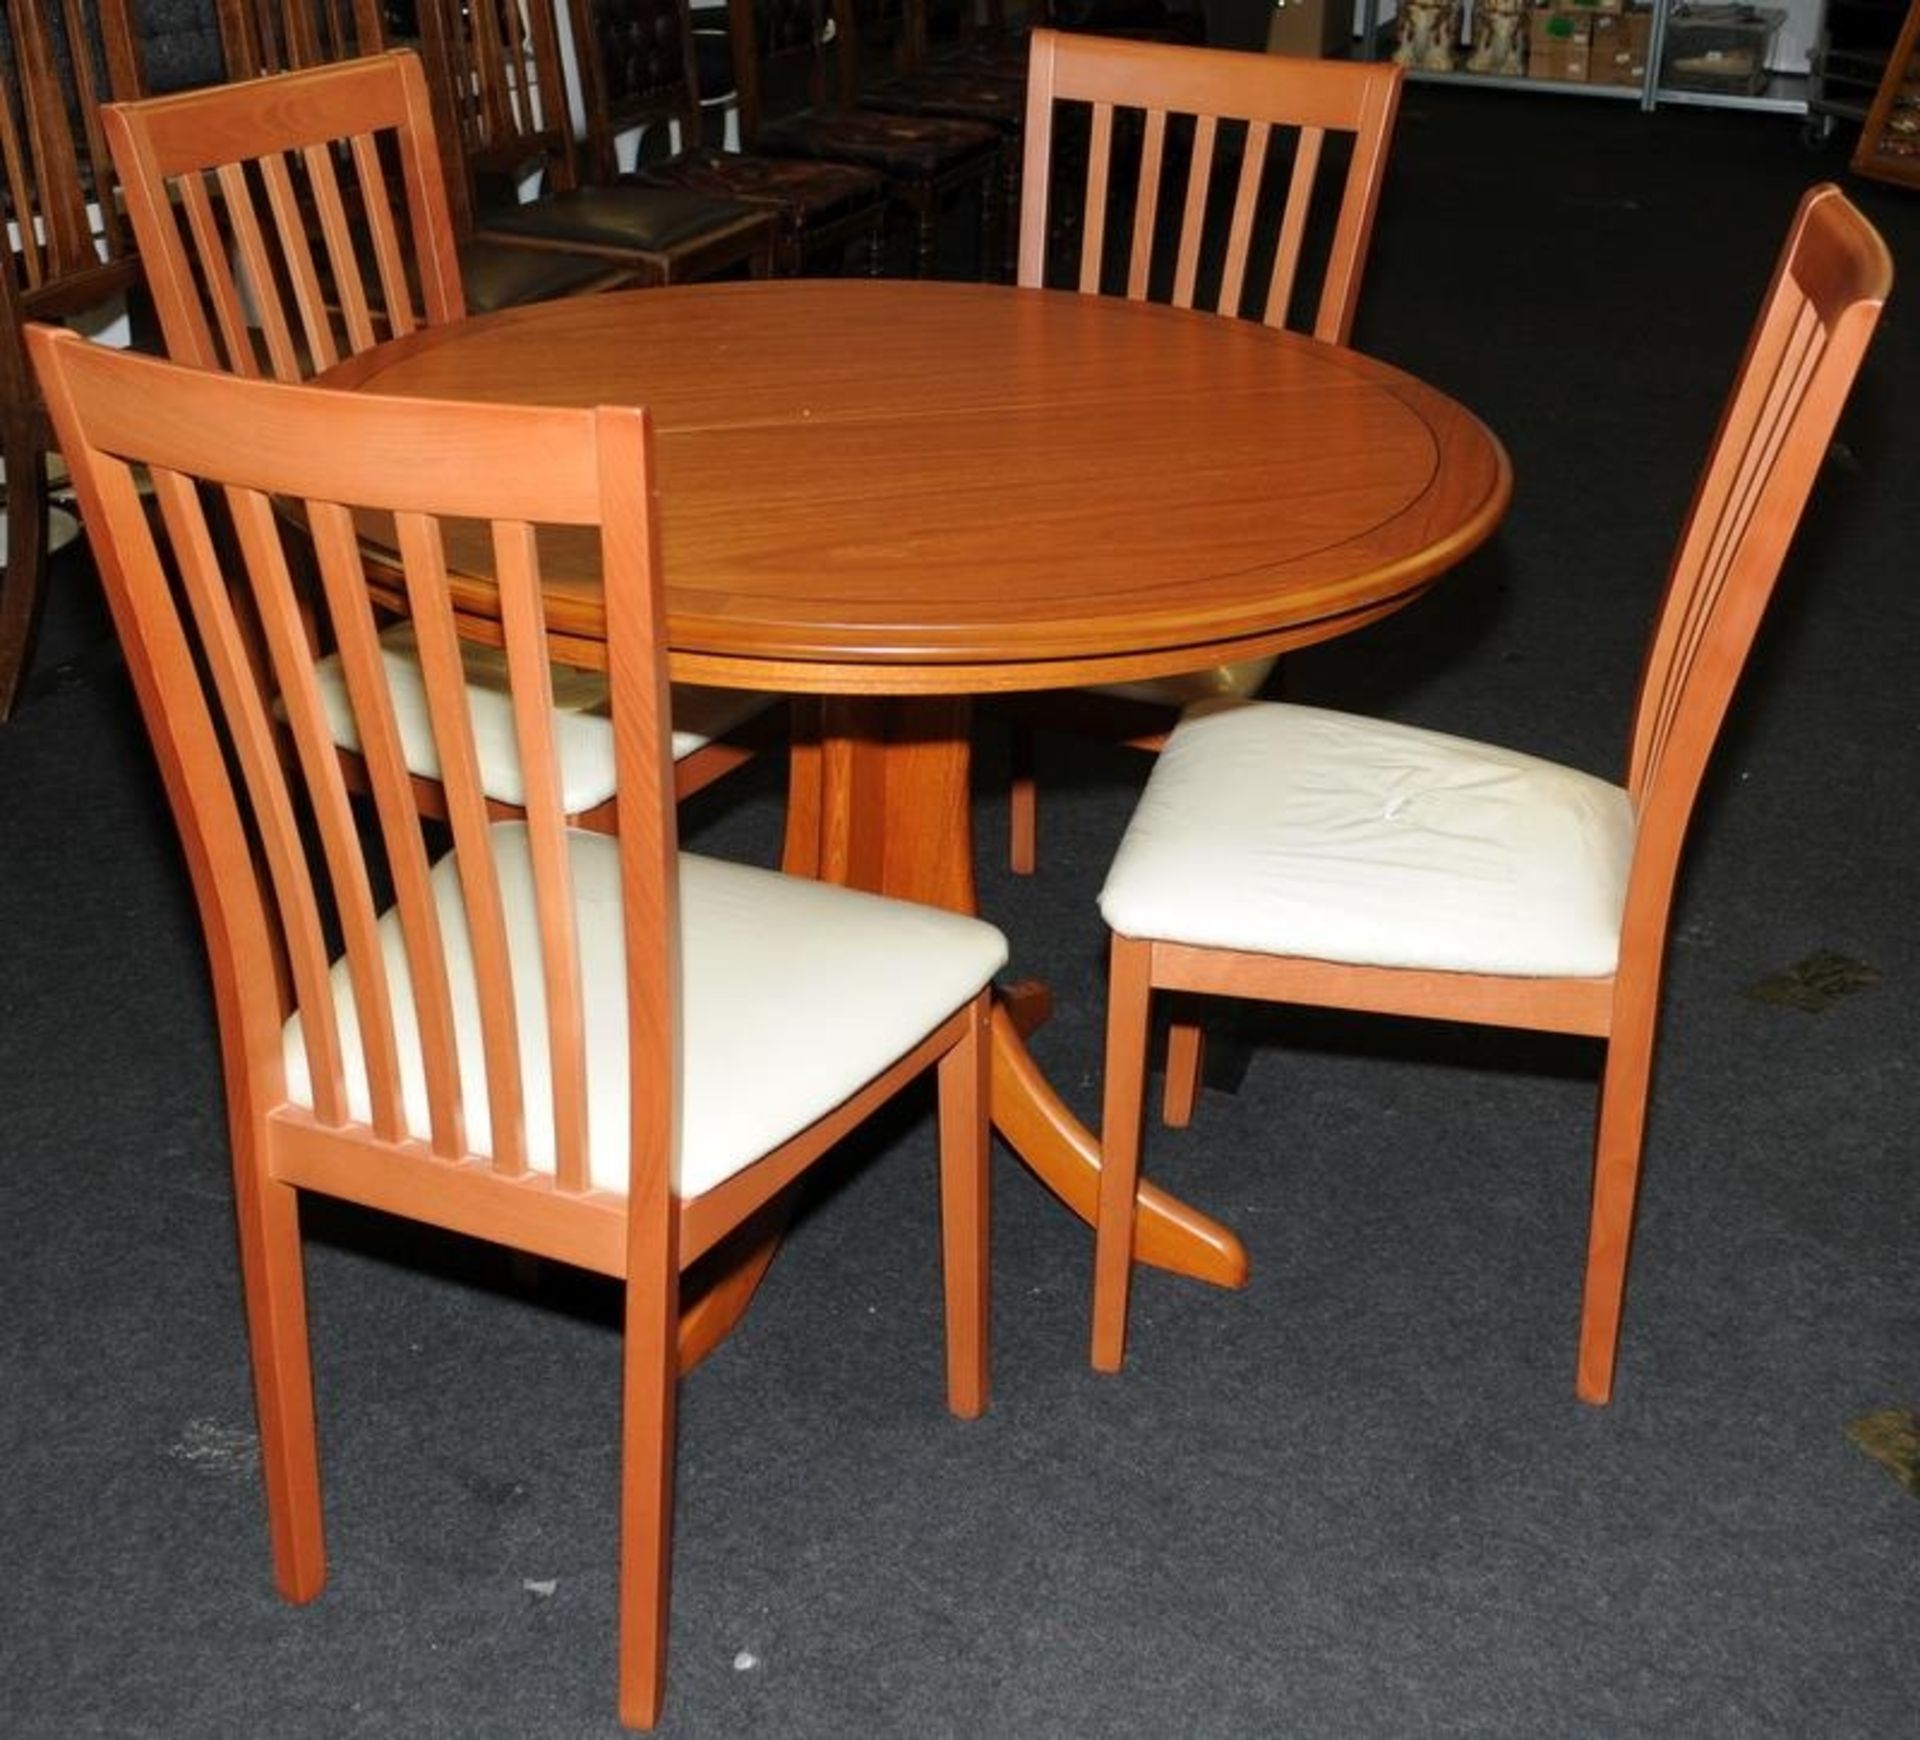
[[801, 694, 1247, 1287], [678, 694, 1245, 1369]]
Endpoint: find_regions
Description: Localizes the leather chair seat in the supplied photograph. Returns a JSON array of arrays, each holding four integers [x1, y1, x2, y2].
[[481, 183, 768, 252], [756, 109, 1001, 185], [860, 67, 1028, 132], [633, 149, 886, 236], [286, 828, 1009, 1196], [1100, 699, 1636, 979], [455, 238, 623, 313]]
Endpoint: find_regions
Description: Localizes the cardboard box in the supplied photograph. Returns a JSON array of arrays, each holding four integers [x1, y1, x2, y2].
[[1529, 7, 1593, 81], [1588, 7, 1653, 84], [1265, 0, 1351, 59]]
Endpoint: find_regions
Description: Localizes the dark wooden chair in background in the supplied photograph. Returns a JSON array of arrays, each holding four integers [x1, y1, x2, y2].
[[854, 0, 1029, 278], [568, 0, 892, 276], [413, 0, 782, 287], [105, 50, 773, 821], [1089, 184, 1892, 1404], [996, 30, 1405, 872], [0, 0, 147, 719], [211, 0, 631, 312], [31, 323, 1004, 1729], [739, 0, 1004, 277]]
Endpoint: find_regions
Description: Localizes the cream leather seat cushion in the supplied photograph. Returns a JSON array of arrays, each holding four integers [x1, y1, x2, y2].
[[311, 624, 770, 813], [283, 826, 1008, 1198], [1099, 700, 1635, 979]]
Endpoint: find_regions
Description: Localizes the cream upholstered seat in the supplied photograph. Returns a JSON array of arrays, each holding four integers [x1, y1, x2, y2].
[[1087, 185, 1892, 1407], [1100, 699, 1635, 979], [311, 625, 769, 816], [287, 829, 1007, 1198]]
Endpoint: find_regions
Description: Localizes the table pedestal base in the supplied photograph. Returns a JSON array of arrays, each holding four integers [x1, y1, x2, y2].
[[678, 695, 1246, 1368]]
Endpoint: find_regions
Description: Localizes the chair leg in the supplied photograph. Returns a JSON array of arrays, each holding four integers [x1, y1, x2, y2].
[[1007, 723, 1038, 875], [0, 422, 51, 722], [1575, 1010, 1659, 1406], [1093, 934, 1153, 1372], [939, 990, 992, 1419], [1161, 1018, 1205, 1128], [617, 1230, 680, 1729], [913, 193, 940, 278], [230, 1154, 327, 1602]]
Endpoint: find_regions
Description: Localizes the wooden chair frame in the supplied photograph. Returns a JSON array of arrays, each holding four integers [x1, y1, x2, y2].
[[104, 50, 769, 816], [413, 0, 781, 285], [1092, 185, 1893, 1407], [30, 326, 993, 1729], [0, 0, 147, 719], [999, 29, 1405, 872]]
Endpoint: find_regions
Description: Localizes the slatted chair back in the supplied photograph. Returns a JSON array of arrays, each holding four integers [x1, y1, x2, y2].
[[0, 0, 147, 717], [215, 0, 390, 76], [415, 0, 584, 233], [102, 51, 466, 383], [730, 0, 842, 143], [1624, 184, 1892, 857], [1018, 27, 1403, 344], [29, 324, 678, 1222], [30, 322, 998, 1728], [567, 0, 704, 180]]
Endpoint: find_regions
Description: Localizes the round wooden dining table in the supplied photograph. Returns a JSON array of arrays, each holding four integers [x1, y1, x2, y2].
[[319, 277, 1511, 1349]]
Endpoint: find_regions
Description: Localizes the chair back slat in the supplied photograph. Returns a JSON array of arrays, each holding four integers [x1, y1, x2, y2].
[[497, 521, 594, 1189], [1625, 186, 1892, 837], [1020, 30, 1402, 343], [2, 1, 145, 301], [218, 0, 389, 76], [105, 53, 467, 386], [30, 330, 680, 1208]]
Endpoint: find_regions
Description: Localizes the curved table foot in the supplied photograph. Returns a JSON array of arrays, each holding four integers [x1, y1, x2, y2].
[[989, 1002, 1247, 1287]]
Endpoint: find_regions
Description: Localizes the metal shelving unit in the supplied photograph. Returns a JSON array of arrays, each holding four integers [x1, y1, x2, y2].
[[1356, 0, 1814, 114]]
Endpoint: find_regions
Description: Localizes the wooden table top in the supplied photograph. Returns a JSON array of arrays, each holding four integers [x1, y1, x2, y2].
[[319, 278, 1511, 694]]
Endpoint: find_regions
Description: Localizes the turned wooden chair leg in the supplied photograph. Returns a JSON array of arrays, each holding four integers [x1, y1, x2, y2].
[[913, 195, 939, 277], [1162, 1017, 1206, 1128], [939, 992, 992, 1420], [0, 422, 51, 721], [1575, 1011, 1658, 1406], [617, 1244, 680, 1730], [1094, 935, 1153, 1372]]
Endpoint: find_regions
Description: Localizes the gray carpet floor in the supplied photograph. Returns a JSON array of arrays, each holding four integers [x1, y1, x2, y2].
[[3, 71, 1916, 1740]]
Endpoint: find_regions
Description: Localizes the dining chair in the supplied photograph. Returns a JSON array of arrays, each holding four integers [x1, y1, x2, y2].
[[104, 50, 776, 823], [1089, 183, 1893, 1404], [567, 0, 892, 276], [211, 0, 632, 313], [739, 0, 1005, 277], [998, 30, 1404, 872], [30, 323, 1004, 1730], [412, 0, 784, 287], [0, 0, 148, 720], [852, 0, 1028, 279]]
